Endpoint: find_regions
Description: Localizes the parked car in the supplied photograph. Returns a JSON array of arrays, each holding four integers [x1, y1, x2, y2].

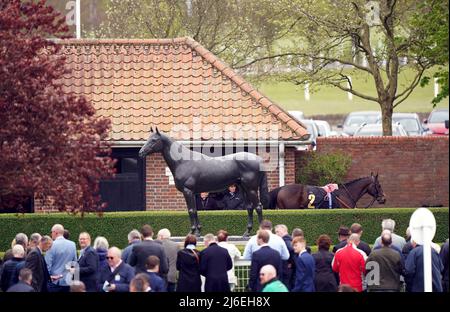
[[297, 119, 320, 150], [288, 110, 305, 121], [314, 120, 338, 137], [376, 113, 426, 136], [423, 108, 449, 135], [353, 123, 408, 137], [339, 111, 381, 136]]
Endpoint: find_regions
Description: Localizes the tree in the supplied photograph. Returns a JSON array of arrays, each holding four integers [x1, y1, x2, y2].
[[0, 0, 115, 213], [95, 0, 296, 68], [412, 0, 448, 106], [236, 0, 447, 135]]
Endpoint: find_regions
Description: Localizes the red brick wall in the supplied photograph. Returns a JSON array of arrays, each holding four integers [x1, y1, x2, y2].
[[295, 136, 449, 208], [145, 146, 297, 210]]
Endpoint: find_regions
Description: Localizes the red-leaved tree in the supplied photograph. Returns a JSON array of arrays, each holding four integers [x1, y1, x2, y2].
[[0, 0, 115, 213]]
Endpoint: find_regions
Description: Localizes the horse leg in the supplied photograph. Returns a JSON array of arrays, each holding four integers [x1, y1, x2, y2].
[[182, 189, 201, 237]]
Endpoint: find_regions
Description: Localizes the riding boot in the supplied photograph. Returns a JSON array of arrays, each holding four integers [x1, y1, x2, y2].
[[243, 208, 254, 238]]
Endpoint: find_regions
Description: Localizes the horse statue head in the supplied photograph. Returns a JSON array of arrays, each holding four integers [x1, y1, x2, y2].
[[367, 172, 386, 204], [139, 127, 165, 158]]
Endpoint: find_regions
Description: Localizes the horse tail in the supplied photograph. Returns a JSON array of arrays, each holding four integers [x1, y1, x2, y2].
[[268, 187, 282, 209], [259, 172, 270, 209]]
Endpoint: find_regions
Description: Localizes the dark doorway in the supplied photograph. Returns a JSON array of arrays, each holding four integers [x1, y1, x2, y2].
[[99, 148, 145, 211], [0, 196, 34, 213]]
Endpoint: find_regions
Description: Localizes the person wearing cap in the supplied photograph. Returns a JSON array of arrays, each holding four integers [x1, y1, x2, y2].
[[332, 226, 351, 253]]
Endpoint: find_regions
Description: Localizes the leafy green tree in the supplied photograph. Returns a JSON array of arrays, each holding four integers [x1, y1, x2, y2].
[[411, 0, 448, 106]]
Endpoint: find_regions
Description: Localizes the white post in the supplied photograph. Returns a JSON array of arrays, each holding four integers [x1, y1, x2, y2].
[[423, 228, 433, 292], [76, 0, 81, 39], [434, 78, 439, 98], [304, 82, 310, 101], [278, 142, 285, 187], [347, 76, 353, 101]]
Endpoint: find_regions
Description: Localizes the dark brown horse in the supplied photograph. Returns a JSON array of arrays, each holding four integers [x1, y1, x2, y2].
[[268, 173, 386, 209]]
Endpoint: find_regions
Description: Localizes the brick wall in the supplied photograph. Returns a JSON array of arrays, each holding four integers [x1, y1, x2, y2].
[[295, 136, 449, 208], [145, 146, 297, 210]]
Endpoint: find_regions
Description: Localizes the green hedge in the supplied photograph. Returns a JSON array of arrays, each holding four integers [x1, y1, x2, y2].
[[0, 208, 448, 251]]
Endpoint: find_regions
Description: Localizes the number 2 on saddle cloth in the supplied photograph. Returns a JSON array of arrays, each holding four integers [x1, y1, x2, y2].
[[306, 184, 339, 209]]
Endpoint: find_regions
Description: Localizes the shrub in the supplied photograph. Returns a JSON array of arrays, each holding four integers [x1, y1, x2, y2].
[[0, 208, 447, 251], [297, 151, 352, 185]]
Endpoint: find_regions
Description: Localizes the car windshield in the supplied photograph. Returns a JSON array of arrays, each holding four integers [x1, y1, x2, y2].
[[345, 114, 379, 126], [429, 110, 449, 123], [393, 118, 420, 132], [317, 124, 327, 136]]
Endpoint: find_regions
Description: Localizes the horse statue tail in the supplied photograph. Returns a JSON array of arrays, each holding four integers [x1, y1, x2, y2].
[[259, 172, 270, 208], [268, 187, 281, 209]]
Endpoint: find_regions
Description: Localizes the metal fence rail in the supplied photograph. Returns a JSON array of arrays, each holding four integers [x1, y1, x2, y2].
[[234, 259, 251, 292]]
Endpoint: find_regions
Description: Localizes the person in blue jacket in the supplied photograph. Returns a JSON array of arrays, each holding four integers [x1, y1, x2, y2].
[[405, 242, 443, 292], [98, 247, 135, 292], [292, 236, 315, 292]]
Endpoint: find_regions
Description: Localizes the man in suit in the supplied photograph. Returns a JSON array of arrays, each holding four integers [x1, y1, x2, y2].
[[45, 224, 77, 292], [128, 225, 169, 278], [24, 235, 52, 292], [156, 228, 180, 292], [71, 232, 99, 292], [98, 247, 135, 292], [292, 236, 315, 292], [248, 230, 282, 292], [200, 233, 232, 292], [7, 268, 35, 292], [275, 224, 296, 290], [195, 192, 219, 210]]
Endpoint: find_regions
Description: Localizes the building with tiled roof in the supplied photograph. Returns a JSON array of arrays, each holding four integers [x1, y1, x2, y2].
[[39, 37, 311, 212]]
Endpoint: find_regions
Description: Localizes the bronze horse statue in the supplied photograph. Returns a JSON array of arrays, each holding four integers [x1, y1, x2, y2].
[[139, 127, 269, 237], [268, 174, 386, 209]]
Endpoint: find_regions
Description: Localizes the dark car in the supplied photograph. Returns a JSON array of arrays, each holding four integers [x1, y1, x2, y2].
[[423, 108, 449, 135]]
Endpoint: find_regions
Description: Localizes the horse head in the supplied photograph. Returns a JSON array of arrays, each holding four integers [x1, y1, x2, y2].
[[367, 172, 386, 204], [139, 127, 164, 157]]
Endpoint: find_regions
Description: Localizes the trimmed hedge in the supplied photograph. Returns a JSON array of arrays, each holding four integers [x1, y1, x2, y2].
[[0, 208, 448, 251]]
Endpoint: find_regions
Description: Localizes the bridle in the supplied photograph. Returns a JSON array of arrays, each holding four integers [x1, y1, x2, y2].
[[336, 178, 380, 209]]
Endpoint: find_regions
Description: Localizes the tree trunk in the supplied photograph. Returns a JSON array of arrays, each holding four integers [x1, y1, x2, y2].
[[380, 99, 394, 136]]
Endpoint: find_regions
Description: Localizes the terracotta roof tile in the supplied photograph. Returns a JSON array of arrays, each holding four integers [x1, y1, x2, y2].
[[55, 37, 308, 141]]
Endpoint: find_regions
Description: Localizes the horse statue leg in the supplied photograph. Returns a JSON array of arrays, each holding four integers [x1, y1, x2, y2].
[[243, 189, 262, 238], [183, 188, 201, 237]]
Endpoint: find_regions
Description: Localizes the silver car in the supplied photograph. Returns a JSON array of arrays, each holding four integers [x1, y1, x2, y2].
[[376, 113, 426, 136], [353, 123, 408, 136], [340, 111, 381, 136]]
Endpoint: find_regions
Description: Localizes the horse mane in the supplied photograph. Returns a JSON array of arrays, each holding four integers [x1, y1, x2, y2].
[[339, 176, 370, 187]]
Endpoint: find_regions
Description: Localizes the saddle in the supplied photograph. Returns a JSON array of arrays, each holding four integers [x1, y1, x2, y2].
[[306, 183, 339, 209]]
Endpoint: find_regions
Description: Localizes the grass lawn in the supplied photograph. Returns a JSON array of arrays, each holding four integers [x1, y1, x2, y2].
[[253, 68, 449, 116]]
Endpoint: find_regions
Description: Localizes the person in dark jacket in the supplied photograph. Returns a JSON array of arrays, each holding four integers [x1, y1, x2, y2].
[[176, 234, 201, 292], [249, 230, 282, 292], [122, 229, 141, 262], [221, 184, 244, 210], [275, 224, 296, 290], [7, 268, 35, 292], [93, 236, 109, 273], [200, 233, 232, 292], [0, 244, 25, 292], [439, 239, 449, 292], [145, 256, 166, 292], [98, 247, 135, 292], [332, 226, 351, 253], [292, 236, 315, 292], [366, 231, 404, 292], [128, 225, 169, 278], [74, 232, 99, 292], [312, 235, 337, 292], [405, 242, 443, 292], [24, 235, 52, 292], [350, 223, 372, 256], [196, 192, 219, 210]]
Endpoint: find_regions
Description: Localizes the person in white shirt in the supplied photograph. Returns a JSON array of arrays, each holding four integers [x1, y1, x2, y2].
[[217, 230, 241, 291], [243, 219, 290, 261]]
